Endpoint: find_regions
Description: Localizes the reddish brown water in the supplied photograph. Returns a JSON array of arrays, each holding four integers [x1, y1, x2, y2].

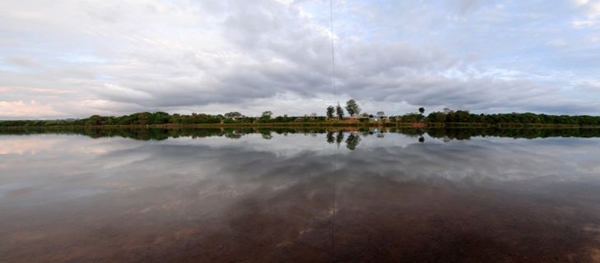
[[1, 133, 600, 262]]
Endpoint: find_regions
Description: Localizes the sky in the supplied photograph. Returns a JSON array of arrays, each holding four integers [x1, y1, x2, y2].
[[0, 0, 599, 119]]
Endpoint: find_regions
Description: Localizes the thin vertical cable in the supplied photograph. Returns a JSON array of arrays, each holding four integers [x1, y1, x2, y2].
[[330, 0, 336, 98], [329, 0, 337, 258]]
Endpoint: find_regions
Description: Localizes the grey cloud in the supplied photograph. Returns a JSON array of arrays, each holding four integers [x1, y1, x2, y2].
[[4, 55, 41, 68]]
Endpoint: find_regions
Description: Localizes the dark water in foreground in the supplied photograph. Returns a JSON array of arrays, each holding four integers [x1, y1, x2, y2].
[[1, 129, 600, 262]]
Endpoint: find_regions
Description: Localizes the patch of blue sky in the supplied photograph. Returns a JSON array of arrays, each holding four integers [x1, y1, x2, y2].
[[58, 54, 108, 64], [0, 63, 27, 73]]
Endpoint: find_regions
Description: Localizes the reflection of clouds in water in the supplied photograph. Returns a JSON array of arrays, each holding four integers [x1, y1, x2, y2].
[[0, 135, 66, 155], [0, 136, 149, 205], [0, 135, 140, 156], [2, 134, 600, 206], [332, 137, 600, 183], [0, 183, 32, 198], [579, 162, 600, 174], [167, 133, 336, 157], [166, 132, 422, 157], [478, 137, 600, 180]]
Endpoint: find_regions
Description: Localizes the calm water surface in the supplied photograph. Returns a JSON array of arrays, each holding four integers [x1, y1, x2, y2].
[[1, 130, 600, 262]]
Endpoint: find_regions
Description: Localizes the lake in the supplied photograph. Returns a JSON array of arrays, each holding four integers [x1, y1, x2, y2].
[[1, 128, 600, 262]]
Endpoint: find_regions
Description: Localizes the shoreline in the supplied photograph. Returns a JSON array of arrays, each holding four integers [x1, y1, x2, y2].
[[1, 122, 600, 130]]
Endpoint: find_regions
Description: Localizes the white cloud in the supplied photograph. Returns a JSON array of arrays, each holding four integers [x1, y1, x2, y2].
[[572, 0, 590, 5], [0, 100, 62, 118], [572, 18, 599, 28], [572, 0, 600, 17]]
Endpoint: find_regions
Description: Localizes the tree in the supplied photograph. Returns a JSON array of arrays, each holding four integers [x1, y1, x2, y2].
[[427, 112, 446, 123], [400, 113, 422, 123], [345, 99, 361, 117], [150, 111, 170, 124], [336, 104, 344, 119], [86, 115, 103, 126], [258, 111, 273, 122], [262, 111, 272, 118], [326, 106, 335, 119], [224, 112, 244, 119], [419, 107, 425, 114], [137, 112, 150, 125]]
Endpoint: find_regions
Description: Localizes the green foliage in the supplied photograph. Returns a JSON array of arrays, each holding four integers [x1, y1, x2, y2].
[[326, 106, 335, 119], [150, 111, 170, 124], [258, 111, 273, 123], [224, 112, 244, 119], [2, 108, 600, 128], [421, 111, 600, 126], [345, 99, 361, 116], [394, 113, 423, 123], [426, 112, 446, 122], [336, 105, 344, 119]]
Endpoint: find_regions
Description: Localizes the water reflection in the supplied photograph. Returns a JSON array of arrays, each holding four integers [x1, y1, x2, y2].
[[3, 127, 600, 150], [1, 131, 600, 262], [3, 126, 600, 139], [345, 133, 361, 150]]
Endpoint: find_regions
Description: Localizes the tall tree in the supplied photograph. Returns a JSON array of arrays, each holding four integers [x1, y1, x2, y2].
[[336, 104, 344, 119], [258, 111, 273, 122], [345, 99, 361, 116], [326, 106, 335, 119], [419, 107, 425, 114]]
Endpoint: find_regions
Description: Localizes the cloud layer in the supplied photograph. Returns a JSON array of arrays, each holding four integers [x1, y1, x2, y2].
[[1, 0, 599, 119]]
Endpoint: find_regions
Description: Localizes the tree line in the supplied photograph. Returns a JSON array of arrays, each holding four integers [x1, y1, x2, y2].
[[1, 99, 600, 127], [425, 110, 600, 126]]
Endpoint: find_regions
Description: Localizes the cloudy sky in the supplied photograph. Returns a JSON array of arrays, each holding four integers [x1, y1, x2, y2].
[[1, 0, 599, 119]]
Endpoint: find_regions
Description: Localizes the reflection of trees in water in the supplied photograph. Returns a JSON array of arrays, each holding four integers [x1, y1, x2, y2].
[[326, 131, 335, 144], [345, 133, 361, 150], [258, 129, 273, 140], [426, 128, 600, 140], [5, 127, 600, 143], [225, 132, 243, 139], [336, 131, 345, 146]]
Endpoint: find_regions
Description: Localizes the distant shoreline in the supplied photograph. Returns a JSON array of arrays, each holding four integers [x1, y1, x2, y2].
[[2, 109, 600, 129], [1, 122, 600, 129]]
